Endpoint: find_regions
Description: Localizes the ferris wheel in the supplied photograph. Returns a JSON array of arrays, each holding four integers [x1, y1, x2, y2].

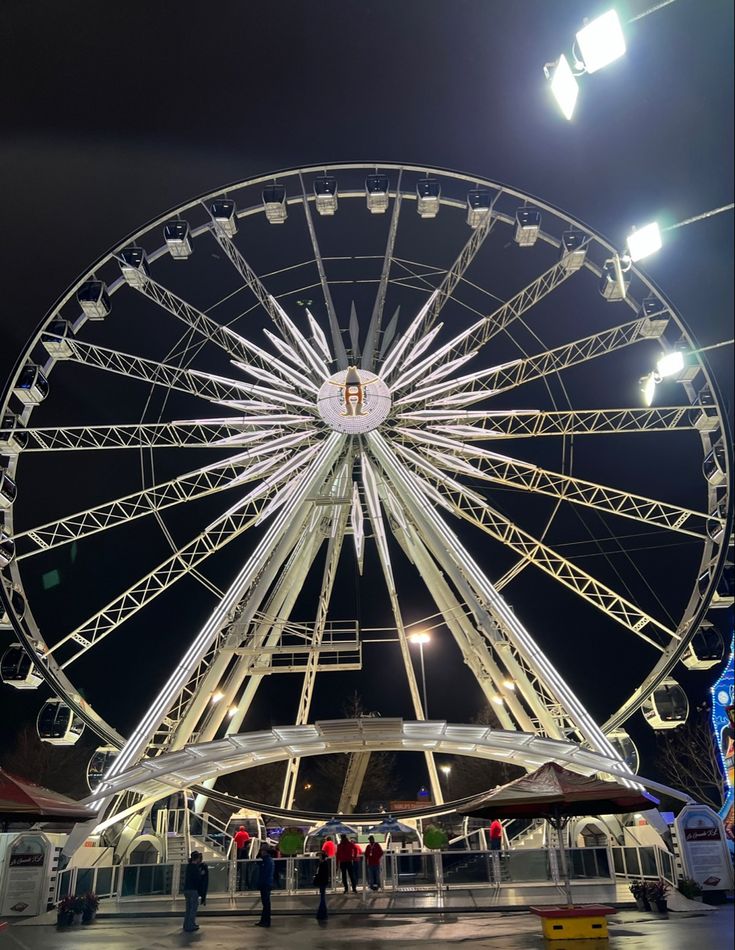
[[0, 163, 731, 820]]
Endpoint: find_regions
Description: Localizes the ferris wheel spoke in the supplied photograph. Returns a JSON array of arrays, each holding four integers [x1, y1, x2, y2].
[[14, 432, 313, 557], [0, 418, 302, 452], [48, 443, 325, 667], [118, 267, 263, 368], [394, 313, 670, 409], [395, 405, 715, 439], [399, 434, 714, 538], [56, 336, 253, 406], [209, 217, 331, 381], [298, 173, 348, 369], [390, 259, 579, 392], [362, 173, 404, 372], [392, 442, 678, 650]]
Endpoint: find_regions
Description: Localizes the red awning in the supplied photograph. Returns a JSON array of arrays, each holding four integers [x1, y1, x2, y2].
[[0, 768, 93, 822]]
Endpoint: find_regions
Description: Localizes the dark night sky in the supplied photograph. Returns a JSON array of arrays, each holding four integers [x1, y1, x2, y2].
[[0, 0, 732, 800]]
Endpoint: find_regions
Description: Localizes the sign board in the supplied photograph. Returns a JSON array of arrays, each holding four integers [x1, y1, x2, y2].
[[711, 633, 734, 849], [0, 834, 50, 917], [675, 803, 734, 891]]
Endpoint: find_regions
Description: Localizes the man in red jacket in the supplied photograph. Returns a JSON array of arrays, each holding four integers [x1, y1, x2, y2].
[[489, 818, 503, 851], [336, 834, 358, 893], [365, 835, 384, 891], [322, 836, 336, 858]]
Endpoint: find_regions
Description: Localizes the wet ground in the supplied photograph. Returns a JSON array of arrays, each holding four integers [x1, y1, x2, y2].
[[2, 907, 732, 950]]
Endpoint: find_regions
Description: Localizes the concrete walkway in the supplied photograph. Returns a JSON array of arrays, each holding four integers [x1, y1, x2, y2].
[[1, 907, 732, 949]]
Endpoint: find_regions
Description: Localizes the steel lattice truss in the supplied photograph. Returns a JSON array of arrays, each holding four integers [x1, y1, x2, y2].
[[0, 164, 730, 827]]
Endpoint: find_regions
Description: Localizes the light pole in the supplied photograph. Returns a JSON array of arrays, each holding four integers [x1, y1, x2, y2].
[[408, 631, 431, 718], [439, 764, 452, 800]]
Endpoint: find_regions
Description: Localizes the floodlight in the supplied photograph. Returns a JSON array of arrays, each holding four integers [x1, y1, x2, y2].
[[439, 765, 452, 776], [409, 631, 431, 645], [547, 54, 579, 120], [640, 372, 657, 407], [656, 350, 685, 378], [575, 10, 626, 74], [627, 222, 662, 262]]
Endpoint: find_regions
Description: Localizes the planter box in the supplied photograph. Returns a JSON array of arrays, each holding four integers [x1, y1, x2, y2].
[[530, 904, 615, 940]]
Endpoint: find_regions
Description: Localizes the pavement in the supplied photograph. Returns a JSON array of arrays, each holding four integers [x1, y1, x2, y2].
[[0, 907, 732, 949]]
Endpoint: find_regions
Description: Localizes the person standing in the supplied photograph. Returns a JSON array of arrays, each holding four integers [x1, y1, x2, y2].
[[365, 835, 384, 891], [314, 849, 330, 922], [322, 836, 336, 859], [351, 838, 363, 889], [182, 851, 202, 933], [489, 818, 503, 852], [255, 843, 274, 928], [198, 858, 209, 907], [233, 825, 250, 889], [336, 833, 357, 894]]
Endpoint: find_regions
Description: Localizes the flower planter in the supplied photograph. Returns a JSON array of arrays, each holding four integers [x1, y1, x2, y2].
[[635, 896, 651, 912], [56, 911, 74, 927], [72, 912, 83, 925], [82, 910, 97, 925], [654, 898, 668, 914]]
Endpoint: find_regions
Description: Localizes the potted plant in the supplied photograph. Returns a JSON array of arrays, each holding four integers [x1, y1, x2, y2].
[[82, 892, 100, 923], [423, 826, 449, 850], [646, 878, 670, 914], [71, 895, 85, 925], [677, 878, 702, 901], [629, 879, 650, 911], [56, 895, 76, 927]]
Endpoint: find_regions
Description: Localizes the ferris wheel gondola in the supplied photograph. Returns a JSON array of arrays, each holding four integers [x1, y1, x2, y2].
[[1, 643, 42, 689], [37, 698, 85, 745]]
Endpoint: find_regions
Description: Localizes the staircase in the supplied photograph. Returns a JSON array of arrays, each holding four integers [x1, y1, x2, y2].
[[509, 818, 547, 850], [160, 809, 233, 864]]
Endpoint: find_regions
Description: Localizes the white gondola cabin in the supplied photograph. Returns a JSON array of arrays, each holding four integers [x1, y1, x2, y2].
[[0, 413, 27, 455], [682, 621, 724, 670], [514, 208, 541, 246], [13, 365, 49, 406], [0, 532, 16, 568], [37, 699, 85, 745], [41, 320, 75, 359], [119, 247, 150, 288], [263, 185, 287, 224], [466, 189, 492, 229], [560, 230, 587, 271], [210, 199, 237, 237], [0, 589, 26, 628], [164, 219, 193, 259], [599, 258, 630, 301], [605, 729, 640, 772], [87, 746, 119, 791], [0, 469, 17, 509], [703, 443, 727, 487], [365, 174, 389, 214], [77, 280, 111, 320], [314, 176, 338, 216], [1, 644, 42, 690], [711, 563, 734, 608], [416, 178, 440, 219], [642, 678, 689, 729]]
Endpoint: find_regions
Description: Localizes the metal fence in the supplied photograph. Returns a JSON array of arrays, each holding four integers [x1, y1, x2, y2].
[[57, 844, 638, 902]]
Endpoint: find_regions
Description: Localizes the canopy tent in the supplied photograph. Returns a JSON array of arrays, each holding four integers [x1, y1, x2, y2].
[[310, 817, 357, 838], [458, 761, 655, 905], [0, 769, 92, 824], [365, 816, 417, 836]]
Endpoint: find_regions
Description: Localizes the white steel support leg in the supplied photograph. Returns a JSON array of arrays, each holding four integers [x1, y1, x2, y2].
[[281, 461, 353, 808], [104, 433, 345, 785], [361, 454, 443, 805], [368, 431, 622, 760]]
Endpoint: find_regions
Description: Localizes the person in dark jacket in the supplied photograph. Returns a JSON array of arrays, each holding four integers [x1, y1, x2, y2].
[[256, 844, 275, 927], [183, 851, 202, 932], [336, 834, 358, 893], [314, 849, 330, 921], [198, 859, 209, 906]]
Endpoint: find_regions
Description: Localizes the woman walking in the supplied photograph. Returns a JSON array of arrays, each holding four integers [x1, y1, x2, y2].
[[314, 849, 331, 922], [182, 851, 202, 933]]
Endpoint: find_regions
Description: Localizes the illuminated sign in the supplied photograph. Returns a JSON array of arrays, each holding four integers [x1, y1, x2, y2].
[[710, 633, 734, 846]]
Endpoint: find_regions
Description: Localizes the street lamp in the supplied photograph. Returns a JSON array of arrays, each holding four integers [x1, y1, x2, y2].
[[408, 631, 431, 718], [439, 764, 452, 798]]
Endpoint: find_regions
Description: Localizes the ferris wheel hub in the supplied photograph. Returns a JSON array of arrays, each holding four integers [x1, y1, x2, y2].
[[316, 367, 392, 434]]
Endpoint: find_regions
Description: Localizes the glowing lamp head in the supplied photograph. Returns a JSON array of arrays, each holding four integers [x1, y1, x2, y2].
[[547, 54, 579, 120], [627, 222, 662, 262], [656, 350, 685, 378], [409, 631, 431, 645], [576, 10, 626, 74], [439, 765, 452, 776]]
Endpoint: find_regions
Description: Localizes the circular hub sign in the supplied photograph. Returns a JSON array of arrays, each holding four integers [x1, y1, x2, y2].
[[317, 367, 392, 434]]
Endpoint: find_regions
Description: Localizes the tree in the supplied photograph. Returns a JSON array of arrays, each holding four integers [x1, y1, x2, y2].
[[0, 725, 92, 799], [655, 704, 725, 810]]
